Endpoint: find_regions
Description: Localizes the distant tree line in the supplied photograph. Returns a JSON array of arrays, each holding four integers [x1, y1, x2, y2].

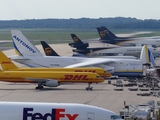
[[0, 17, 160, 29]]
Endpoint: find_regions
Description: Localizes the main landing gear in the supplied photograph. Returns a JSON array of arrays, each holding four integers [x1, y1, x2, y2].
[[35, 82, 44, 89], [86, 83, 93, 91]]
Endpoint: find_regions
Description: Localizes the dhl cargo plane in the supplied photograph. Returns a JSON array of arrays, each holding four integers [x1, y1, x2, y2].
[[0, 51, 107, 90], [0, 101, 123, 120]]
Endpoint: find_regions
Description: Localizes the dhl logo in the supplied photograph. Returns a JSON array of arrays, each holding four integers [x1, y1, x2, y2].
[[1, 61, 11, 64], [64, 75, 89, 80], [74, 70, 96, 73]]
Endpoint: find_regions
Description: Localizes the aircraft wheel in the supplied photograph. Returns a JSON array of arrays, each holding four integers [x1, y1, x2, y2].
[[35, 87, 39, 89], [86, 87, 88, 91], [40, 86, 44, 89], [35, 86, 44, 89], [90, 87, 93, 91]]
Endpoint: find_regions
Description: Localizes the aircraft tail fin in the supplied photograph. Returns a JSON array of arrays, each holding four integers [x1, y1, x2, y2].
[[101, 26, 117, 38], [71, 34, 84, 44], [140, 45, 156, 66], [11, 30, 43, 56], [96, 27, 117, 44], [0, 51, 18, 70], [40, 41, 59, 56], [69, 34, 89, 49]]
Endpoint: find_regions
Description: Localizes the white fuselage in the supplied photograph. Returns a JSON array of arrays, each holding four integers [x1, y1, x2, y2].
[[0, 102, 122, 120], [119, 37, 160, 47], [87, 46, 158, 58], [10, 55, 143, 77]]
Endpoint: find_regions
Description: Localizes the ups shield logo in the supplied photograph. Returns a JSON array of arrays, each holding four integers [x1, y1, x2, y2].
[[100, 31, 106, 38], [73, 37, 78, 43], [45, 47, 52, 55]]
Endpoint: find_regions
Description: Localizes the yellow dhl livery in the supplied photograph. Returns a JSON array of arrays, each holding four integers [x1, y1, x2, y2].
[[0, 51, 111, 78], [0, 70, 104, 83]]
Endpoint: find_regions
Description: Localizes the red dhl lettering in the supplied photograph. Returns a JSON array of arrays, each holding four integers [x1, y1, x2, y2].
[[74, 70, 96, 73], [1, 61, 11, 64], [64, 75, 89, 80]]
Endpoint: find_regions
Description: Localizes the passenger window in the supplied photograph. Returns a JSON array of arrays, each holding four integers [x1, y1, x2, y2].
[[111, 115, 121, 120]]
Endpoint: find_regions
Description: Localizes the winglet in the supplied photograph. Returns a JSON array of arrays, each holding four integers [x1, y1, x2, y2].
[[40, 41, 59, 56], [0, 51, 18, 70]]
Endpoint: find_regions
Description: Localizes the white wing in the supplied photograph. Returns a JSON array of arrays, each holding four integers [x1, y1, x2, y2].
[[65, 59, 114, 68]]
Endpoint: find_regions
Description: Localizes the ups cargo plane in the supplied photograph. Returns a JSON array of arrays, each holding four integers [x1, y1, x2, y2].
[[0, 102, 123, 120], [97, 27, 160, 47], [0, 51, 106, 91]]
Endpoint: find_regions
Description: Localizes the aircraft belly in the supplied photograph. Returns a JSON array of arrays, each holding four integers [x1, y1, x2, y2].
[[113, 72, 142, 77], [110, 61, 143, 77]]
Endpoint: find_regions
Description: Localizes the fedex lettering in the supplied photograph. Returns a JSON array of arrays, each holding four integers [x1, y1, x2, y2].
[[74, 70, 96, 73], [23, 108, 79, 120], [13, 36, 36, 53], [64, 75, 89, 80]]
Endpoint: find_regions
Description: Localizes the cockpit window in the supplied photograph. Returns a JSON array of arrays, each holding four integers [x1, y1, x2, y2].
[[96, 76, 101, 78], [111, 115, 121, 119]]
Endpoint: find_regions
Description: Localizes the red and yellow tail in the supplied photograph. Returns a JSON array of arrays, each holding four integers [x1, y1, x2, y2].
[[0, 51, 18, 70]]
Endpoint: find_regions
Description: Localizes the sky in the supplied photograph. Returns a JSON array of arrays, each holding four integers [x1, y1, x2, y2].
[[0, 0, 160, 20]]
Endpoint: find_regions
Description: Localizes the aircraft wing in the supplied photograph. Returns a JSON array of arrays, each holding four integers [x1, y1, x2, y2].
[[65, 59, 114, 68], [9, 55, 30, 60], [25, 78, 56, 82]]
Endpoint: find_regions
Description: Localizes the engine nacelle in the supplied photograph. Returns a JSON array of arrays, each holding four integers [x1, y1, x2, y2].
[[43, 80, 59, 87]]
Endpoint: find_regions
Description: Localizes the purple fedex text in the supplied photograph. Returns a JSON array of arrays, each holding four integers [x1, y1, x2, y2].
[[23, 108, 79, 120]]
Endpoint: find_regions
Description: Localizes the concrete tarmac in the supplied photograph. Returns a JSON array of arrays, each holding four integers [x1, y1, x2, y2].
[[1, 43, 160, 114]]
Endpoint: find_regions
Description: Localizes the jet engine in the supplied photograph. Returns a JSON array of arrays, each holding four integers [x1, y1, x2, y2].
[[43, 80, 59, 87]]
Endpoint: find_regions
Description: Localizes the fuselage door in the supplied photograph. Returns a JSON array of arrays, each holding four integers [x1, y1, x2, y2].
[[87, 113, 94, 120]]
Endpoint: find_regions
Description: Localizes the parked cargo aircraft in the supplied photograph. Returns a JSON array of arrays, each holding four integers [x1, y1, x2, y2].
[[101, 26, 158, 39], [0, 50, 111, 78], [41, 40, 137, 59], [68, 34, 159, 58], [0, 51, 107, 90], [0, 101, 123, 120], [10, 30, 156, 78], [97, 27, 160, 47]]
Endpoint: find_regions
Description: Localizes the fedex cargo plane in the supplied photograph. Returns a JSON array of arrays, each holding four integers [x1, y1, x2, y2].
[[0, 102, 123, 120]]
